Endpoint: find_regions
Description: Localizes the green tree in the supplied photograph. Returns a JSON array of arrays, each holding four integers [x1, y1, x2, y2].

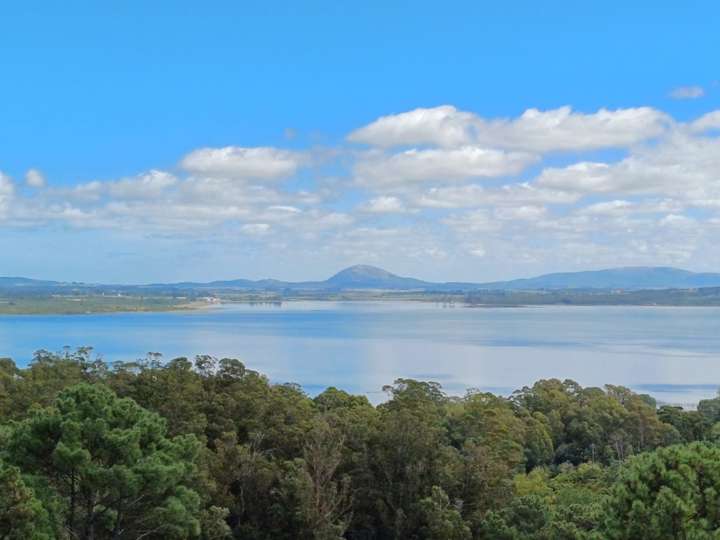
[[416, 486, 471, 540], [6, 383, 203, 539], [657, 406, 709, 443], [0, 463, 53, 539], [697, 394, 720, 425], [370, 380, 452, 537], [478, 495, 550, 539], [604, 442, 720, 539]]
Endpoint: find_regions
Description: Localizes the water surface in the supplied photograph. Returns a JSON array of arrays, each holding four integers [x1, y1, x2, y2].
[[1, 302, 718, 406]]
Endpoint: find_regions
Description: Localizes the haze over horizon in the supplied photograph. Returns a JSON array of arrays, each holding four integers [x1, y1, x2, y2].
[[2, 1, 720, 283]]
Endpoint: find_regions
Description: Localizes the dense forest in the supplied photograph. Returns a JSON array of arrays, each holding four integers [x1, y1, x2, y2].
[[2, 349, 720, 539]]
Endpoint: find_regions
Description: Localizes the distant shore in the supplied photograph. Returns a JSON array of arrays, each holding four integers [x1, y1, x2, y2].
[[0, 296, 213, 315], [3, 289, 720, 315]]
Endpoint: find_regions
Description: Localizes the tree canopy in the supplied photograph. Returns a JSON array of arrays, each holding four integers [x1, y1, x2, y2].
[[0, 349, 719, 539]]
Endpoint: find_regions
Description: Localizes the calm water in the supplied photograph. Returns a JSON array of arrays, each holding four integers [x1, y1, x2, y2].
[[1, 302, 719, 406]]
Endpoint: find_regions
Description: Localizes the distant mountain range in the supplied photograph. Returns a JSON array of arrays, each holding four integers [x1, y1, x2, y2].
[[476, 267, 720, 291], [4, 265, 720, 292]]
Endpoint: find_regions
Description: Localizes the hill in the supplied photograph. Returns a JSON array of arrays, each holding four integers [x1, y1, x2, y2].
[[325, 265, 430, 289], [4, 265, 720, 293], [476, 267, 720, 290]]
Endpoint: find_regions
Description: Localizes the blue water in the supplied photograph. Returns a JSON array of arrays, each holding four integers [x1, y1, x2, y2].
[[1, 302, 719, 406]]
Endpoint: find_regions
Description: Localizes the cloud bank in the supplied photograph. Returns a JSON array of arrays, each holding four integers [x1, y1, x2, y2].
[[4, 104, 720, 279]]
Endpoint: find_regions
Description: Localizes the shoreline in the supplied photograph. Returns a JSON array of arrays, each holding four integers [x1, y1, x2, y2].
[[4, 296, 720, 315]]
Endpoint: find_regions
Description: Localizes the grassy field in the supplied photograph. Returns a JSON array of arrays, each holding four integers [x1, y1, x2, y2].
[[0, 295, 201, 315]]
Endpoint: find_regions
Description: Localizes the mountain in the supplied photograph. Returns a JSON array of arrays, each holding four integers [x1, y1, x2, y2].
[[4, 265, 720, 293], [476, 267, 720, 290], [0, 276, 62, 287], [181, 265, 720, 291], [326, 265, 430, 289], [152, 265, 431, 291]]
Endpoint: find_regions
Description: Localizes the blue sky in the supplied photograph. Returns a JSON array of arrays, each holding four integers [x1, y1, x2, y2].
[[1, 1, 720, 282]]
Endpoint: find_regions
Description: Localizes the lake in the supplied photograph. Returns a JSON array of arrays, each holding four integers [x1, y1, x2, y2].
[[1, 302, 719, 406]]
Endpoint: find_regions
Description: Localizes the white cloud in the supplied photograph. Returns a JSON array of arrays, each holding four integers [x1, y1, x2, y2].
[[349, 105, 670, 152], [355, 146, 537, 186], [240, 223, 271, 235], [494, 205, 547, 221], [535, 133, 720, 203], [0, 164, 339, 236], [415, 183, 579, 209], [327, 225, 448, 264], [536, 162, 614, 193], [310, 212, 354, 229], [266, 205, 302, 214], [348, 105, 476, 148], [108, 170, 177, 200], [669, 86, 705, 100], [25, 169, 46, 188], [578, 199, 682, 217], [181, 146, 304, 179], [6, 106, 720, 278], [443, 210, 500, 233], [360, 196, 408, 213], [0, 172, 14, 216], [475, 106, 670, 153], [467, 245, 486, 257], [659, 214, 697, 229], [67, 170, 178, 202], [690, 110, 720, 133]]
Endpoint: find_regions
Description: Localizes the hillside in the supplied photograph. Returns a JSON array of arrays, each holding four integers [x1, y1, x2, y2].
[[4, 265, 720, 293], [477, 267, 720, 290]]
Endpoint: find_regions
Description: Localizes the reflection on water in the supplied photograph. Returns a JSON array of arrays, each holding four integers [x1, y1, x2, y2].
[[0, 302, 719, 405]]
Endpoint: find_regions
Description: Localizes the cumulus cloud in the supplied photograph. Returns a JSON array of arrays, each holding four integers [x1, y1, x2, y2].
[[414, 183, 579, 209], [6, 106, 720, 276], [360, 196, 409, 213], [181, 146, 305, 179], [494, 205, 547, 221], [355, 146, 537, 186], [535, 133, 720, 204], [475, 106, 670, 152], [348, 106, 478, 148], [467, 245, 486, 257], [690, 110, 720, 133], [577, 200, 682, 217], [240, 223, 271, 235], [25, 169, 46, 188], [443, 210, 500, 233], [669, 86, 705, 100], [67, 170, 179, 203], [0, 172, 14, 216], [0, 158, 337, 235], [349, 105, 670, 152]]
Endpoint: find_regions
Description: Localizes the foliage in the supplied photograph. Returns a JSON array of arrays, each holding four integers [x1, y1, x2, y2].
[[603, 443, 720, 539], [1, 350, 719, 539], [3, 382, 202, 539], [0, 462, 54, 539]]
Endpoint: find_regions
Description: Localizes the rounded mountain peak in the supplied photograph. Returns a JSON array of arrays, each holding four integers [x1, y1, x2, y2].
[[329, 265, 396, 282]]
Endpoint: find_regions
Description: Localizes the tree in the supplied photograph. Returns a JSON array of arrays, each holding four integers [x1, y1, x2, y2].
[[417, 486, 471, 540], [604, 442, 720, 539], [271, 419, 353, 540], [312, 387, 379, 536], [5, 383, 203, 539], [478, 495, 550, 539], [657, 406, 709, 443], [371, 379, 452, 537], [697, 394, 720, 425], [116, 356, 208, 438], [0, 463, 53, 539]]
